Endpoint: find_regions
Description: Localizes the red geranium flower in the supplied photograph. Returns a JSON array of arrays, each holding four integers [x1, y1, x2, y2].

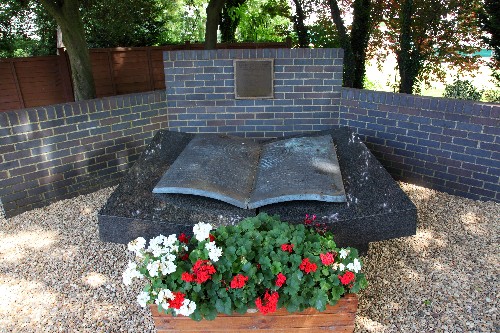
[[192, 259, 216, 284], [299, 258, 317, 274], [168, 291, 185, 309], [209, 234, 216, 242], [178, 233, 190, 244], [281, 243, 294, 253], [338, 271, 355, 285], [255, 291, 279, 314], [181, 272, 194, 282], [304, 214, 316, 225], [230, 274, 249, 289], [275, 273, 286, 287], [320, 252, 336, 266]]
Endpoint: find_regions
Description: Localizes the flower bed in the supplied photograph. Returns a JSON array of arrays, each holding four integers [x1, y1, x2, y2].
[[123, 213, 367, 322]]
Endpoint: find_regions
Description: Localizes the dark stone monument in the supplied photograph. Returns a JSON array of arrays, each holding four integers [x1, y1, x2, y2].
[[234, 59, 274, 99], [98, 127, 417, 251]]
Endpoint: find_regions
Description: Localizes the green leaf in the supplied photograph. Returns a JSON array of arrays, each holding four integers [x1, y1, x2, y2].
[[242, 261, 252, 273], [258, 256, 271, 268], [215, 298, 225, 313], [270, 261, 282, 275], [320, 280, 331, 291], [191, 310, 202, 321], [215, 297, 232, 314], [313, 290, 328, 311], [223, 297, 232, 314]]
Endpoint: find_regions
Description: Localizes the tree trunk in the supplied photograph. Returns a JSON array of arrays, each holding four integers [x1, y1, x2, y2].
[[220, 0, 246, 43], [328, 0, 355, 87], [205, 0, 227, 49], [397, 0, 420, 94], [39, 0, 96, 101], [351, 0, 372, 89], [292, 0, 309, 48]]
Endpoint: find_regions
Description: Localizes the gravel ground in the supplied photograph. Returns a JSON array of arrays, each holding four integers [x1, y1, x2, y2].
[[0, 183, 498, 333]]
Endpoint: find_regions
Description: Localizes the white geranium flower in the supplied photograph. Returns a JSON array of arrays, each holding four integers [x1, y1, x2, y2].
[[128, 237, 146, 253], [160, 258, 177, 275], [164, 253, 176, 263], [205, 242, 223, 262], [347, 258, 362, 273], [338, 263, 345, 271], [339, 248, 350, 259], [177, 299, 196, 316], [156, 288, 174, 306], [137, 291, 150, 307], [147, 260, 161, 277], [193, 222, 212, 242], [148, 235, 166, 257], [163, 234, 178, 251], [122, 261, 143, 286]]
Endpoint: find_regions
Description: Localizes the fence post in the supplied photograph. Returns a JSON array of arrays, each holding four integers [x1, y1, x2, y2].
[[105, 50, 117, 96], [147, 47, 155, 91], [57, 47, 75, 102], [9, 62, 25, 109]]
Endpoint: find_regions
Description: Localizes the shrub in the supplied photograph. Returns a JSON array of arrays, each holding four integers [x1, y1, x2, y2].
[[482, 89, 500, 103], [443, 79, 483, 101]]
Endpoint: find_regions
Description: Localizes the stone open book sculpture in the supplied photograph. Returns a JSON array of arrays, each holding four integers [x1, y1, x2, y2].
[[153, 134, 347, 209]]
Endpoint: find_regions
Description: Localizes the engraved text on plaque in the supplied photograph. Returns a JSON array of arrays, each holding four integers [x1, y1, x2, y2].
[[234, 59, 274, 99]]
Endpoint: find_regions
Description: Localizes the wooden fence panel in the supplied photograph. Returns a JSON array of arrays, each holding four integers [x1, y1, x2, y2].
[[0, 55, 73, 111], [90, 51, 115, 97], [15, 57, 71, 108], [1, 41, 291, 112], [0, 62, 23, 111], [111, 49, 151, 94]]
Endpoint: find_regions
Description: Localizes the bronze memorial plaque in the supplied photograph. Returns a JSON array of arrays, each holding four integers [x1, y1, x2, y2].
[[234, 59, 274, 99]]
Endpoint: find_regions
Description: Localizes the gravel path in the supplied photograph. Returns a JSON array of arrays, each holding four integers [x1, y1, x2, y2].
[[0, 183, 498, 332]]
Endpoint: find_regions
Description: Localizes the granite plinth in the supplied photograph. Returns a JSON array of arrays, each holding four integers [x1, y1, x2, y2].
[[98, 127, 417, 248], [259, 127, 417, 247], [98, 130, 255, 245]]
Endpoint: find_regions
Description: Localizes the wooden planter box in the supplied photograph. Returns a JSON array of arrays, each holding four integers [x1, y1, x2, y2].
[[150, 294, 358, 333]]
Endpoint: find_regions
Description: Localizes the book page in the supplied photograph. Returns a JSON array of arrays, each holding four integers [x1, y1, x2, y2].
[[153, 134, 261, 209], [248, 135, 346, 208]]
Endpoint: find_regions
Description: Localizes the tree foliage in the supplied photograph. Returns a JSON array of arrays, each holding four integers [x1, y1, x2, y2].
[[81, 0, 170, 48], [0, 1, 57, 57], [161, 0, 206, 44], [234, 0, 291, 42], [376, 0, 484, 94], [220, 0, 247, 42]]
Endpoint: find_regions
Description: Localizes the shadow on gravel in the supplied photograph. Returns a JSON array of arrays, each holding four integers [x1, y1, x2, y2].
[[354, 183, 499, 333]]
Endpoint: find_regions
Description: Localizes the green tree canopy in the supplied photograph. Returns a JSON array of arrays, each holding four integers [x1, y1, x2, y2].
[[376, 0, 484, 94], [81, 0, 172, 48]]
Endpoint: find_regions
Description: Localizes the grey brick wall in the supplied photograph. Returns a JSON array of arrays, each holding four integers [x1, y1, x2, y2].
[[2, 48, 499, 217], [0, 91, 168, 217], [164, 48, 343, 138], [341, 88, 500, 202]]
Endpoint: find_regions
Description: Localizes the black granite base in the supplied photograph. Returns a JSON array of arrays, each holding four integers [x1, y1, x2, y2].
[[98, 127, 417, 249]]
